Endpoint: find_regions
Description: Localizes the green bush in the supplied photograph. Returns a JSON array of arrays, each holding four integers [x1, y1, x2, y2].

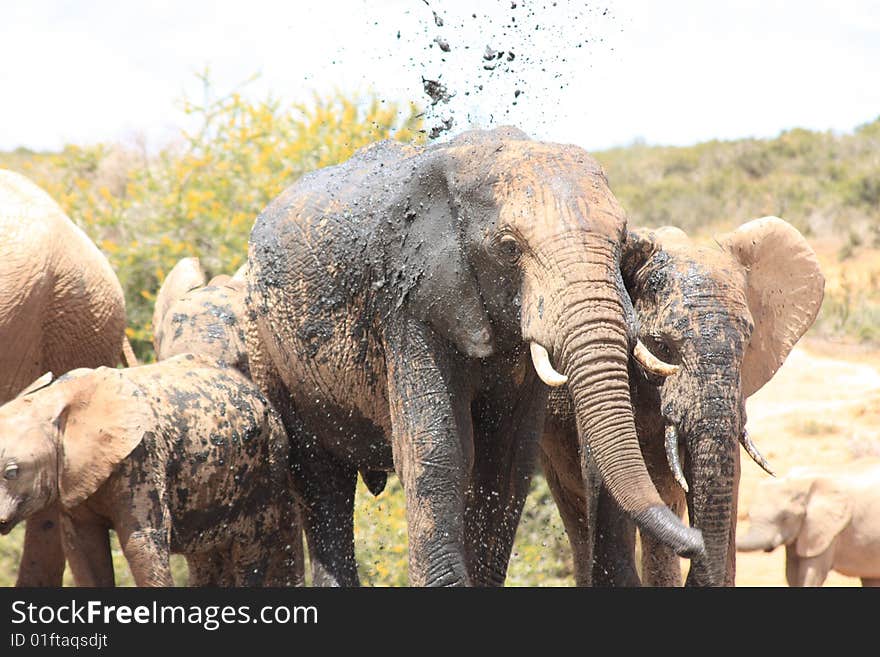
[[1, 76, 423, 359]]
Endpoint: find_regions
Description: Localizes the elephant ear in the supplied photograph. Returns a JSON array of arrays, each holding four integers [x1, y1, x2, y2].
[[795, 481, 851, 558], [717, 217, 825, 398], [231, 263, 247, 283], [152, 257, 207, 344], [387, 152, 495, 359], [620, 227, 659, 288], [54, 367, 151, 508]]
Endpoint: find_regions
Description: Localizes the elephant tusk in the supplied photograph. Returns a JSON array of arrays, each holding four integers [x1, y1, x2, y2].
[[634, 340, 679, 377], [740, 429, 775, 477], [530, 342, 568, 387], [665, 424, 689, 493]]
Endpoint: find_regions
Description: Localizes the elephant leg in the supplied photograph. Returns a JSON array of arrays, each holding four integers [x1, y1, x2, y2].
[[465, 377, 546, 586], [264, 502, 305, 587], [244, 335, 321, 586], [16, 506, 66, 586], [541, 420, 596, 586], [385, 320, 471, 587], [116, 528, 173, 587], [593, 483, 641, 587], [58, 514, 114, 587], [786, 544, 833, 587], [187, 552, 229, 587], [297, 455, 359, 587], [228, 503, 304, 587], [640, 495, 685, 587], [113, 503, 174, 587], [784, 545, 800, 586]]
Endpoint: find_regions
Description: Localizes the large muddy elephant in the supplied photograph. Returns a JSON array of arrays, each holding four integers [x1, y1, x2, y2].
[[245, 127, 703, 586], [0, 169, 136, 586], [542, 217, 825, 586]]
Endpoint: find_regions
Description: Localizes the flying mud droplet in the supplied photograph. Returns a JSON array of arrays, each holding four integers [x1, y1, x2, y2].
[[483, 45, 501, 61], [433, 36, 451, 52], [421, 76, 453, 106], [428, 118, 454, 140]]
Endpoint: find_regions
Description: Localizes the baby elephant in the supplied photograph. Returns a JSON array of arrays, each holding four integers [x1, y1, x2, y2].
[[737, 459, 880, 586], [0, 355, 300, 587], [152, 257, 249, 375]]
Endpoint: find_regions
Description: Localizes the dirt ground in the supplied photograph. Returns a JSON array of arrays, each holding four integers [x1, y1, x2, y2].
[[722, 337, 880, 586]]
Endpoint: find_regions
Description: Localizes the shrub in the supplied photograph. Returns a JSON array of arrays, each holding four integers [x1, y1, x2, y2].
[[3, 76, 423, 358]]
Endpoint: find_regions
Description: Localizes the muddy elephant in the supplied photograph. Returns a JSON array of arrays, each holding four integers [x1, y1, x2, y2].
[[737, 459, 880, 587], [541, 217, 824, 586], [0, 355, 301, 587], [152, 257, 250, 375], [245, 127, 703, 587], [151, 257, 307, 580], [0, 169, 137, 586]]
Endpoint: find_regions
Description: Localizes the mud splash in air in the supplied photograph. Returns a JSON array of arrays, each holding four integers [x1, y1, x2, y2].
[[412, 1, 619, 140]]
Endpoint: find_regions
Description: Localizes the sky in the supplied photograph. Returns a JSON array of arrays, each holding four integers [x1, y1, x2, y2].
[[1, 0, 878, 152]]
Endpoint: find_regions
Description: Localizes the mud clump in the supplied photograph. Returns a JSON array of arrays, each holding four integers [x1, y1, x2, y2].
[[428, 118, 454, 140], [422, 77, 453, 106], [433, 36, 451, 52]]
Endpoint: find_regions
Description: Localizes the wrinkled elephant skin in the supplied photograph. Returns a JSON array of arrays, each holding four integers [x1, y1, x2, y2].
[[0, 169, 133, 586], [0, 356, 301, 587], [542, 218, 824, 586]]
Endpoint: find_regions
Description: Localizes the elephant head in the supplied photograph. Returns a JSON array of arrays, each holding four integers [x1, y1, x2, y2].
[[151, 256, 207, 348], [0, 369, 148, 533], [736, 472, 851, 559], [621, 217, 824, 584], [393, 128, 704, 554]]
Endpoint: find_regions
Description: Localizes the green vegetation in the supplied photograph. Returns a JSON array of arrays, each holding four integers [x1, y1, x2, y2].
[[1, 77, 423, 357], [598, 119, 880, 239]]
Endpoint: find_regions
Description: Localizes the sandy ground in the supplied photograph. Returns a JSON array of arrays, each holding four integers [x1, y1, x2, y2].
[[729, 338, 880, 586]]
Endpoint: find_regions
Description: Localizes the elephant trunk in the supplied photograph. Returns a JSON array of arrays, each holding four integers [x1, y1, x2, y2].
[[736, 524, 781, 552], [683, 421, 738, 586], [554, 283, 704, 559]]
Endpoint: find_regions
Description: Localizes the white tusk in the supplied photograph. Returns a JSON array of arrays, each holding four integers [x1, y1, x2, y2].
[[740, 429, 775, 477], [634, 340, 679, 377], [665, 424, 689, 493], [530, 342, 568, 387]]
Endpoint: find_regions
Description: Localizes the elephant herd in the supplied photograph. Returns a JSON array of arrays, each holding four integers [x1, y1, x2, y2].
[[0, 127, 832, 586]]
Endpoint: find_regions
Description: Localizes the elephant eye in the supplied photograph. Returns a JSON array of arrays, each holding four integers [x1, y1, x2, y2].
[[638, 334, 681, 385], [4, 463, 18, 480], [495, 235, 522, 264]]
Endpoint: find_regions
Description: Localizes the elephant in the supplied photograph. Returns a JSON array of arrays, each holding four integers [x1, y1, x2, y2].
[[245, 126, 703, 587], [0, 354, 301, 587], [737, 459, 880, 587], [152, 256, 250, 376], [153, 257, 387, 501], [541, 217, 825, 586], [0, 169, 137, 586]]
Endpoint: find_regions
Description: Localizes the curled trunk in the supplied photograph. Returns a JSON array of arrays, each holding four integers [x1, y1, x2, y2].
[[736, 524, 780, 552], [556, 291, 704, 559]]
